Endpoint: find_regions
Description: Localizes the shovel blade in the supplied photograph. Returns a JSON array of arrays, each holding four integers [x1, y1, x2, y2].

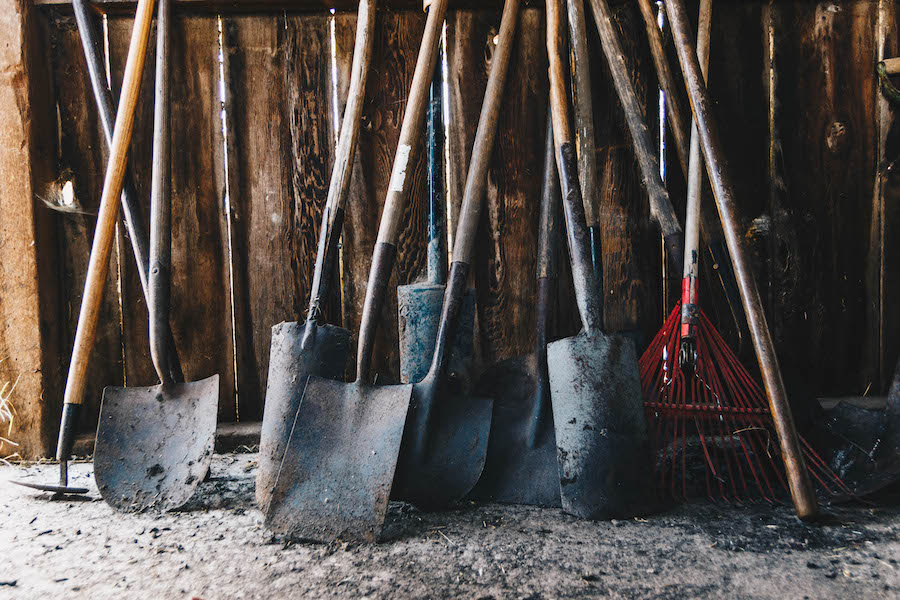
[[397, 283, 475, 384], [94, 375, 219, 512], [468, 354, 561, 506], [257, 321, 351, 513], [266, 377, 412, 543], [548, 332, 655, 519], [392, 378, 492, 509]]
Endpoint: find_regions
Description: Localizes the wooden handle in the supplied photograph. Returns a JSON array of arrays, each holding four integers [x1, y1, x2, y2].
[[586, 0, 683, 269], [450, 0, 519, 265], [537, 112, 560, 281], [304, 0, 375, 328], [374, 0, 447, 247], [883, 56, 900, 75], [149, 0, 172, 384], [62, 0, 157, 406], [566, 0, 599, 231], [666, 0, 818, 520], [547, 0, 603, 335], [681, 0, 712, 301], [356, 0, 446, 381]]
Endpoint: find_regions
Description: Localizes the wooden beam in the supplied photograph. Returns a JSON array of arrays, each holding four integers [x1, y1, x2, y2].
[[34, 0, 531, 14], [0, 0, 63, 459]]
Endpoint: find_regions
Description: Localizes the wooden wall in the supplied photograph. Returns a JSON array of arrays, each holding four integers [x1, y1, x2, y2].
[[1, 0, 898, 458]]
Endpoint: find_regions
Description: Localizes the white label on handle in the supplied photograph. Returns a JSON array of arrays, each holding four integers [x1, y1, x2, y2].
[[389, 144, 411, 193]]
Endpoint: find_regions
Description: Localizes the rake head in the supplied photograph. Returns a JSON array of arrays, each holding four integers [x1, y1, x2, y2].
[[639, 302, 849, 503]]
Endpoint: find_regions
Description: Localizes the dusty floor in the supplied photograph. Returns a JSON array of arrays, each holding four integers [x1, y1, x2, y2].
[[2, 453, 899, 599]]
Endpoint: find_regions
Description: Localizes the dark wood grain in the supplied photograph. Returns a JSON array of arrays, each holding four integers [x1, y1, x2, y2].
[[767, 1, 877, 401], [109, 16, 236, 419], [589, 2, 660, 342], [341, 9, 428, 383], [224, 15, 337, 415], [52, 17, 124, 433]]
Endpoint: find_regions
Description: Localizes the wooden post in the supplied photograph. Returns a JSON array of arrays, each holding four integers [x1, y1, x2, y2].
[[0, 1, 63, 459]]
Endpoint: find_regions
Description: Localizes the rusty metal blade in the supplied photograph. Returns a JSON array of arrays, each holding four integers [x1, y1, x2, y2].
[[94, 375, 219, 512], [468, 353, 561, 506], [265, 376, 412, 543], [257, 321, 351, 514], [547, 332, 656, 519]]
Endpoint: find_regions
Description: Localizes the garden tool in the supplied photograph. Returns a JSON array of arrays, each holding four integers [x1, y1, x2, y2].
[[264, 0, 446, 543], [468, 113, 561, 507], [94, 0, 218, 512], [546, 0, 656, 519], [390, 0, 519, 508], [74, 0, 183, 383], [640, 0, 848, 505], [586, 0, 683, 271], [12, 0, 156, 496], [397, 31, 475, 387], [666, 0, 818, 519], [635, 0, 746, 349], [256, 0, 375, 516]]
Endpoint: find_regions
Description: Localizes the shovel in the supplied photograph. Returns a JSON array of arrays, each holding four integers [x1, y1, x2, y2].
[[391, 0, 520, 508], [397, 33, 475, 387], [9, 0, 157, 497], [264, 0, 447, 542], [545, 0, 656, 519], [468, 113, 562, 507], [256, 0, 375, 516], [94, 0, 219, 512]]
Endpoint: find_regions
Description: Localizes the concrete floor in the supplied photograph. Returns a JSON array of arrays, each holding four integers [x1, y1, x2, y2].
[[2, 453, 899, 599]]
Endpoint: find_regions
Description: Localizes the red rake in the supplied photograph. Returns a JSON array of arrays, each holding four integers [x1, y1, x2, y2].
[[639, 295, 851, 503]]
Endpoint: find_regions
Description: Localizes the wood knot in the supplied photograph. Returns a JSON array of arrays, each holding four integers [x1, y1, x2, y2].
[[825, 121, 848, 154]]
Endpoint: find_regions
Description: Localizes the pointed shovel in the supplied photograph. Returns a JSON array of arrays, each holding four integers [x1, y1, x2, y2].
[[256, 0, 375, 516]]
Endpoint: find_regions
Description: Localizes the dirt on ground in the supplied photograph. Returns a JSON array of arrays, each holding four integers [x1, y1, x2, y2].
[[2, 452, 899, 599]]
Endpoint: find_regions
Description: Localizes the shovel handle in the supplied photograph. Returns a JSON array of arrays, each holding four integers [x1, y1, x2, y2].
[[73, 0, 183, 383], [666, 0, 818, 520], [58, 0, 156, 460], [426, 38, 447, 286], [425, 0, 519, 384], [585, 0, 683, 271], [680, 0, 712, 333], [547, 0, 603, 336], [149, 0, 172, 385], [303, 0, 375, 345], [356, 0, 447, 381]]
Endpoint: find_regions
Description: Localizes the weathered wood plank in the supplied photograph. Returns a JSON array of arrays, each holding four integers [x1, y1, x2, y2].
[[341, 9, 428, 382], [109, 16, 236, 419], [50, 17, 124, 433], [767, 1, 877, 400], [589, 2, 661, 342], [0, 0, 64, 459], [224, 15, 336, 415]]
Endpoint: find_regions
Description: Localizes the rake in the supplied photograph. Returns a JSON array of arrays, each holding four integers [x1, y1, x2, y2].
[[640, 0, 848, 505]]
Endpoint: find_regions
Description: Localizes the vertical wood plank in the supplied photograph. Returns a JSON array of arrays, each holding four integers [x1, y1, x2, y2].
[[109, 16, 236, 420], [224, 14, 336, 415], [589, 2, 661, 342], [50, 17, 124, 433], [341, 9, 428, 382], [767, 1, 877, 400], [0, 1, 63, 458]]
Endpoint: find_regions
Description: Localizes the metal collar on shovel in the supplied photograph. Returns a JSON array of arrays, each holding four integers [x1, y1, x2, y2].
[[12, 0, 157, 497], [545, 0, 657, 520], [665, 0, 817, 520], [94, 0, 219, 512], [397, 39, 476, 389], [264, 0, 443, 543], [391, 0, 520, 508], [256, 0, 375, 516], [468, 113, 562, 508]]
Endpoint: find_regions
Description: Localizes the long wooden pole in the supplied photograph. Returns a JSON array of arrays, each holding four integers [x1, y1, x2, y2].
[[666, 0, 818, 519]]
